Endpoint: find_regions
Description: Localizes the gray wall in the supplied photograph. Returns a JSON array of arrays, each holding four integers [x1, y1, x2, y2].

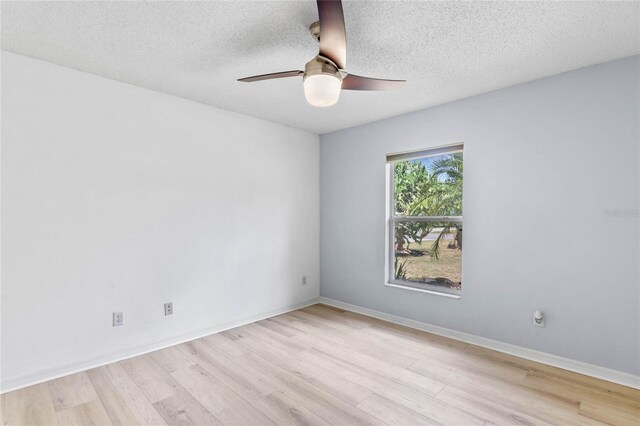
[[320, 56, 639, 375]]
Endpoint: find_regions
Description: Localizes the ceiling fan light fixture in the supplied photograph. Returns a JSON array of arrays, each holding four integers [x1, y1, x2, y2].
[[237, 1, 406, 106], [303, 56, 343, 107], [304, 73, 342, 107]]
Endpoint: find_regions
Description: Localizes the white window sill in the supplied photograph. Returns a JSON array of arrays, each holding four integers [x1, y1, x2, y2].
[[385, 282, 462, 299]]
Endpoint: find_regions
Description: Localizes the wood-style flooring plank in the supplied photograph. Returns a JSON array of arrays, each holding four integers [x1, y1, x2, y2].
[[233, 350, 387, 425], [152, 390, 220, 426], [94, 362, 167, 425], [47, 372, 99, 411], [522, 370, 640, 408], [293, 329, 445, 397], [436, 385, 553, 426], [356, 325, 528, 383], [55, 399, 112, 426], [170, 363, 274, 425], [579, 398, 640, 425], [1, 383, 58, 426], [192, 337, 384, 426], [295, 349, 484, 425], [149, 346, 197, 374], [86, 366, 140, 425], [232, 331, 373, 406], [356, 393, 440, 426], [119, 354, 180, 403], [276, 312, 419, 369], [409, 358, 606, 426], [251, 391, 332, 426], [176, 339, 274, 403]]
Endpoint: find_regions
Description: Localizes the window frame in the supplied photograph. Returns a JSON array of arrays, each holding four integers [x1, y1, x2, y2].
[[385, 144, 463, 298]]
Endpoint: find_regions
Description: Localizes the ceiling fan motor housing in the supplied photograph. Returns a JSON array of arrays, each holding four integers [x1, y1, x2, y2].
[[309, 21, 321, 42], [304, 56, 342, 82]]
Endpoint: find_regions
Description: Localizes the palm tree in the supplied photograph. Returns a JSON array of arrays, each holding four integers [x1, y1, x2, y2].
[[393, 162, 441, 253], [427, 153, 463, 258], [431, 152, 463, 182]]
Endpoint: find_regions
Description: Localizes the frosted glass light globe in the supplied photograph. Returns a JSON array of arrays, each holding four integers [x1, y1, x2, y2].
[[303, 74, 342, 107]]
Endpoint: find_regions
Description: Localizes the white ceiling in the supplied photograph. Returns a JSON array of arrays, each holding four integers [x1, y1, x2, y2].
[[2, 1, 639, 134]]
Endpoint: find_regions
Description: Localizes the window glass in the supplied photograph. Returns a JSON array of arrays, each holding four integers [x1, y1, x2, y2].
[[388, 149, 463, 295]]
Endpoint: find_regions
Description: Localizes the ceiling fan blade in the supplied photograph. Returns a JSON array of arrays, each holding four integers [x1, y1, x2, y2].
[[238, 70, 303, 83], [341, 74, 406, 91], [317, 0, 347, 69]]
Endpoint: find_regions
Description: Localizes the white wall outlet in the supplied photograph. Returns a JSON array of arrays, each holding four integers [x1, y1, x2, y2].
[[113, 311, 124, 327], [164, 302, 173, 316], [302, 276, 307, 285], [533, 310, 544, 327]]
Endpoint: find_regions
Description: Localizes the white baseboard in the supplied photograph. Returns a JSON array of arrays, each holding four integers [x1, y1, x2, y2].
[[0, 298, 320, 394], [5, 296, 638, 393], [318, 297, 640, 390]]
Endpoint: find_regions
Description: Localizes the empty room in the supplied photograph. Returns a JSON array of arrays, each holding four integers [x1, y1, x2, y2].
[[1, 1, 639, 425]]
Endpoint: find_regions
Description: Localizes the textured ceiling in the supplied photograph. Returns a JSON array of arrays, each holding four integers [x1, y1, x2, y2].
[[2, 1, 639, 134]]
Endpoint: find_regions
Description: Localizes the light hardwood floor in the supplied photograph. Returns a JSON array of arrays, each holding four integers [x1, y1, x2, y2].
[[2, 304, 639, 425]]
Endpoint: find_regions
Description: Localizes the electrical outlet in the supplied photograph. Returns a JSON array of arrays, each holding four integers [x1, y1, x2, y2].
[[533, 310, 545, 327], [164, 302, 173, 316], [113, 311, 124, 327], [302, 276, 307, 285]]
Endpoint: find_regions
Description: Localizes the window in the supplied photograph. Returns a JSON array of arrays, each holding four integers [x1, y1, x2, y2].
[[387, 145, 463, 297]]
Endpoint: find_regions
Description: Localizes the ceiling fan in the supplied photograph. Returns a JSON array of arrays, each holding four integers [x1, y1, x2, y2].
[[237, 0, 406, 107]]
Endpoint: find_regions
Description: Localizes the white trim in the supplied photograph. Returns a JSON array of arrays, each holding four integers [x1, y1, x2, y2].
[[384, 282, 461, 299], [386, 143, 464, 163], [318, 296, 640, 390], [386, 151, 464, 296], [0, 298, 320, 394]]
